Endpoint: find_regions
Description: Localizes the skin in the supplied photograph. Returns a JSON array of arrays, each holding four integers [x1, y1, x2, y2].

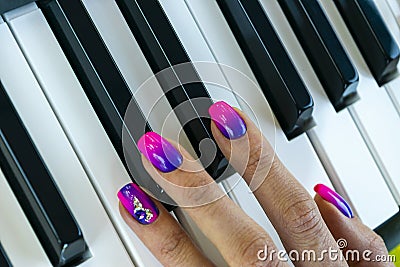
[[119, 109, 392, 267]]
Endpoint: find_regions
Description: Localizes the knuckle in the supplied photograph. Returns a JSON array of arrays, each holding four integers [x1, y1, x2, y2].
[[266, 159, 285, 181], [180, 173, 220, 205], [366, 233, 386, 251], [283, 196, 324, 238], [159, 229, 190, 264], [245, 143, 263, 177], [245, 143, 271, 179], [183, 171, 211, 188]]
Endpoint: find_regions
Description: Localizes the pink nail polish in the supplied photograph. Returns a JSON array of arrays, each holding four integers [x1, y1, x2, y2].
[[209, 101, 247, 139], [137, 132, 183, 173], [314, 184, 353, 218], [118, 183, 159, 225]]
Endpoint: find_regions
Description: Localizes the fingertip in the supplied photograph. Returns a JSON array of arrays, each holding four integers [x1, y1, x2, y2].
[[137, 132, 183, 173], [208, 101, 247, 140], [314, 183, 353, 218]]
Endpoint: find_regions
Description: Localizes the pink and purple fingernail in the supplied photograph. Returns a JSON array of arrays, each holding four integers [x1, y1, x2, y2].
[[137, 132, 183, 173], [118, 183, 159, 225], [209, 101, 247, 140], [314, 184, 354, 218]]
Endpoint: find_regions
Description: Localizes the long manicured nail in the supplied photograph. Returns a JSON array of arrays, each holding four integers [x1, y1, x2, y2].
[[314, 184, 354, 218], [209, 101, 247, 139], [118, 183, 159, 225], [137, 132, 183, 173]]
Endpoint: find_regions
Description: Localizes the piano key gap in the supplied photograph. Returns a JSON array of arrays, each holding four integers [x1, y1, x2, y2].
[[384, 83, 400, 118]]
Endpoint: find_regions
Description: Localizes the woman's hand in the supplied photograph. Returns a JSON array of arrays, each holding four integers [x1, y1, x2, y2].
[[117, 101, 391, 266]]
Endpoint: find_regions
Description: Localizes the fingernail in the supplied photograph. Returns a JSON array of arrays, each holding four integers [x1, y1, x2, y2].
[[208, 101, 247, 139], [137, 132, 183, 173], [314, 184, 354, 218], [118, 183, 159, 225]]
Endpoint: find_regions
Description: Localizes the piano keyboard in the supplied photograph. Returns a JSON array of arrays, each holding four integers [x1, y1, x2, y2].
[[0, 0, 399, 266]]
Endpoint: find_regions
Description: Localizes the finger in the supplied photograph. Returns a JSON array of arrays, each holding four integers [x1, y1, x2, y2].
[[137, 132, 287, 266], [314, 184, 391, 266], [210, 101, 345, 266], [118, 183, 213, 267]]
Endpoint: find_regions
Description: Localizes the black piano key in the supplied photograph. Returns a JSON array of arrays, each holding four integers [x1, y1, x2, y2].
[[0, 243, 12, 267], [375, 210, 400, 252], [115, 0, 232, 180], [278, 0, 360, 112], [333, 0, 400, 86], [216, 0, 315, 140], [0, 0, 34, 15], [37, 0, 175, 207], [0, 82, 89, 267]]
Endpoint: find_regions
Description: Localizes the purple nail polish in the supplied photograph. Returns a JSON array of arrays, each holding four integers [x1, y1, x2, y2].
[[314, 184, 354, 218], [137, 132, 183, 173], [209, 101, 247, 140], [118, 183, 159, 225]]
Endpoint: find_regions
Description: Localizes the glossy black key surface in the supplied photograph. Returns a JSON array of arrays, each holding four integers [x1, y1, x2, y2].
[[333, 0, 400, 86], [216, 0, 315, 140], [38, 0, 175, 207], [115, 0, 231, 180], [0, 0, 34, 14], [0, 82, 89, 267], [0, 243, 12, 267], [278, 0, 360, 112], [375, 210, 400, 252]]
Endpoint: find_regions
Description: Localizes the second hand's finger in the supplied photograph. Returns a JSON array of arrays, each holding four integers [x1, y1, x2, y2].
[[314, 185, 390, 266], [118, 183, 213, 267], [210, 101, 346, 266], [137, 132, 287, 266]]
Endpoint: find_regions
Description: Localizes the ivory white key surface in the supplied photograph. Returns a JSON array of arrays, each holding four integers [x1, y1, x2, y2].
[[377, 0, 400, 119], [0, 170, 51, 267], [381, 0, 400, 42], [0, 6, 144, 266], [315, 0, 400, 219], [386, 76, 400, 125]]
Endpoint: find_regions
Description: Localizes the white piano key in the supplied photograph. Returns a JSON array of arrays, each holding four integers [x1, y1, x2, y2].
[[386, 77, 400, 118], [0, 10, 134, 267], [379, 0, 400, 45], [0, 169, 51, 267], [185, 0, 398, 228], [375, 0, 400, 117]]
